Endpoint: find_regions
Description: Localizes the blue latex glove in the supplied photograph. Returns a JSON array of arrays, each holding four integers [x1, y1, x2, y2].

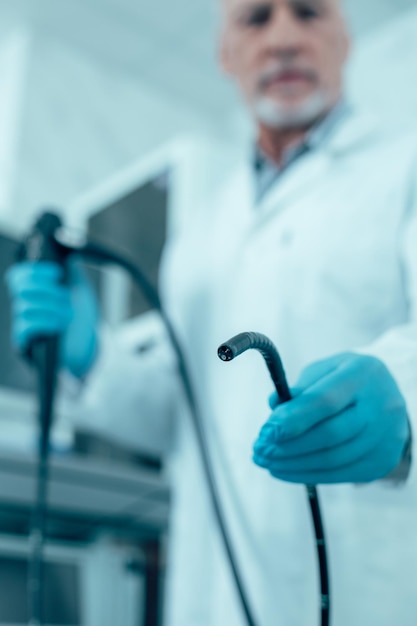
[[253, 353, 411, 484], [6, 258, 99, 379]]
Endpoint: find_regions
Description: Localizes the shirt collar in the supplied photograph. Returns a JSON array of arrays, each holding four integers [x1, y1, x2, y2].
[[254, 100, 351, 173]]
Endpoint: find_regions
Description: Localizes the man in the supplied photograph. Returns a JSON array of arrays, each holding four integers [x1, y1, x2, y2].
[[7, 1, 417, 624]]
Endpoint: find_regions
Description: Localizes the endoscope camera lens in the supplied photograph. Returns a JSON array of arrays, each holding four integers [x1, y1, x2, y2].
[[218, 346, 234, 361]]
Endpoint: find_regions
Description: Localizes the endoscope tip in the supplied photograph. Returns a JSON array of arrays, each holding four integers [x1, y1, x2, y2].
[[218, 345, 234, 362]]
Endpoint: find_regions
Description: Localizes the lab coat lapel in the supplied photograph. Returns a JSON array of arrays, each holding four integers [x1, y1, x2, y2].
[[254, 110, 380, 220], [255, 151, 330, 217]]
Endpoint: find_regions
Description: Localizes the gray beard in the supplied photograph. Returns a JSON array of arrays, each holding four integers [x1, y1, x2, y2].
[[254, 90, 332, 129]]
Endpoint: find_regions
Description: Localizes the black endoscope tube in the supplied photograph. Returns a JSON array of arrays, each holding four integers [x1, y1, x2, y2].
[[18, 213, 67, 626], [28, 342, 59, 626], [63, 239, 259, 626], [218, 332, 330, 626]]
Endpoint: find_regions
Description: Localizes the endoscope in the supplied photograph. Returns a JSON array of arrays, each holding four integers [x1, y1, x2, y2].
[[19, 211, 330, 626]]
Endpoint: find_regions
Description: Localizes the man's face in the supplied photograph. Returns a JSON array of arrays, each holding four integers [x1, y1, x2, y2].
[[220, 0, 350, 128]]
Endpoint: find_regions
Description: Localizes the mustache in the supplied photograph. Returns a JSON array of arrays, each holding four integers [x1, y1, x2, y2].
[[258, 63, 318, 89]]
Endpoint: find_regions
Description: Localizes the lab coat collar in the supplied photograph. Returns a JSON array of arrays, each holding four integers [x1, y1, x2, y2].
[[252, 106, 381, 220], [254, 99, 350, 173], [325, 106, 381, 155]]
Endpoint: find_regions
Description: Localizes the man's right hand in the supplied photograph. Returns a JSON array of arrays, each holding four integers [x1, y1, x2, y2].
[[6, 258, 99, 379]]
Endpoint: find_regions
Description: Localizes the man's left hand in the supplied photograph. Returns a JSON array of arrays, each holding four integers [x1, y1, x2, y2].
[[253, 353, 411, 484]]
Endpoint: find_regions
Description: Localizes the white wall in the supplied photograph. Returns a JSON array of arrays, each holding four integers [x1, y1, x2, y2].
[[12, 35, 221, 227], [0, 29, 30, 221], [0, 0, 233, 231], [2, 1, 417, 234]]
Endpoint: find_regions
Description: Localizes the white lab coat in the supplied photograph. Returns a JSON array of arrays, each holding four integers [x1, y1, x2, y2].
[[73, 109, 417, 626]]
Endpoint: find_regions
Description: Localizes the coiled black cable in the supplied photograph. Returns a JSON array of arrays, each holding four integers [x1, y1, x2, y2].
[[218, 332, 330, 626], [34, 225, 331, 626], [71, 240, 259, 626]]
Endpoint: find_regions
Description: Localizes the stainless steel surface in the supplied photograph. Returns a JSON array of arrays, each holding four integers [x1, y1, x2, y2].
[[0, 449, 170, 541]]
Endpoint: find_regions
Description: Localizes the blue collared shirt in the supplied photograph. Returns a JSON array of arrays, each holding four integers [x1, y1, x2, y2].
[[254, 101, 350, 203]]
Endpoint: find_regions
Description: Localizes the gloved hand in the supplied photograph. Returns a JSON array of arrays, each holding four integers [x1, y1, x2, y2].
[[253, 353, 411, 484], [6, 258, 99, 379]]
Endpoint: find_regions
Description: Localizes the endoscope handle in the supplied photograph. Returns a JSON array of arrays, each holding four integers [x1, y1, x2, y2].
[[17, 211, 69, 439], [18, 211, 66, 265], [17, 211, 69, 356]]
